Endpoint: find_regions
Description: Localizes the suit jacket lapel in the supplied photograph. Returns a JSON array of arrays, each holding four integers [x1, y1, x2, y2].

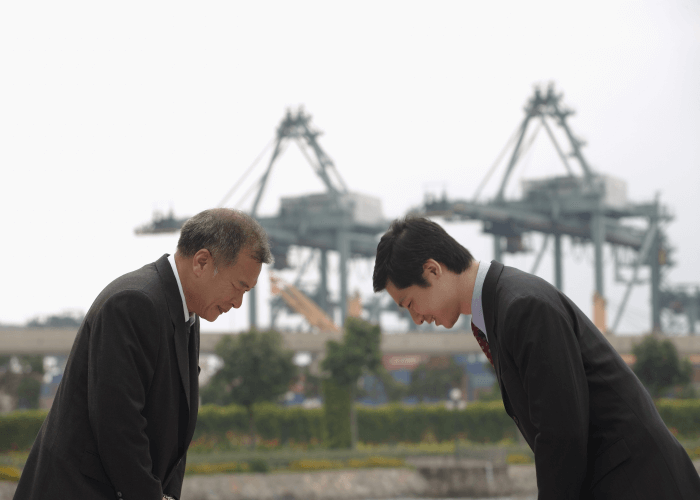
[[155, 255, 191, 410], [482, 260, 508, 403], [186, 317, 200, 443]]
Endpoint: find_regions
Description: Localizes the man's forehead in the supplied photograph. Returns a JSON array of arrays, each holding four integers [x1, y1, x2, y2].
[[385, 281, 407, 307], [224, 256, 261, 283]]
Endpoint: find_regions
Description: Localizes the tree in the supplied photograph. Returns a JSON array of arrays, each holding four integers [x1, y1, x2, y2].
[[632, 334, 692, 399], [321, 317, 382, 449], [201, 329, 296, 448], [358, 368, 408, 403], [0, 355, 45, 410], [26, 312, 84, 328], [408, 357, 464, 403], [478, 360, 502, 402], [300, 366, 322, 400]]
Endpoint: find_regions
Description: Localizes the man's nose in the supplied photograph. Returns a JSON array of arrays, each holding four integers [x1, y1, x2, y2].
[[409, 310, 423, 325], [232, 293, 243, 309]]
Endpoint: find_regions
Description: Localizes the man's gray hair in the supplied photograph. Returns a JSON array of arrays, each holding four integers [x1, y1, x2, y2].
[[177, 208, 273, 268]]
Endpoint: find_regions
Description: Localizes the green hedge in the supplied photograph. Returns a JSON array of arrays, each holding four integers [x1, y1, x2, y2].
[[194, 401, 516, 446], [194, 403, 325, 444], [358, 401, 517, 444], [323, 379, 352, 449], [655, 399, 700, 439], [4, 400, 700, 452], [0, 409, 46, 452]]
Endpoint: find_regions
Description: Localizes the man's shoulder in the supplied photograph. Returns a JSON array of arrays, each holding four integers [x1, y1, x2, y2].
[[496, 265, 552, 296], [105, 261, 161, 294], [89, 256, 171, 315], [491, 264, 576, 314]]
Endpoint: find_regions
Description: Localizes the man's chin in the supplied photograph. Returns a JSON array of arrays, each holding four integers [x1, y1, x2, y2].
[[442, 316, 459, 329], [201, 308, 222, 323]]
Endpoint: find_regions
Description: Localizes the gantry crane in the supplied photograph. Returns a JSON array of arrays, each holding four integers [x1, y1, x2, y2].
[[136, 107, 387, 330], [419, 84, 674, 333]]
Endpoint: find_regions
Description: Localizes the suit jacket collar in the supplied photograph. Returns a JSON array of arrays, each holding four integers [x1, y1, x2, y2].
[[482, 260, 507, 395], [155, 254, 186, 327], [155, 254, 193, 410]]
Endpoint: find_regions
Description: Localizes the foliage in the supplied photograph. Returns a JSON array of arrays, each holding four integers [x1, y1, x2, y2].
[[248, 458, 270, 473], [202, 329, 296, 407], [23, 356, 44, 375], [632, 335, 692, 398], [408, 358, 464, 402], [357, 401, 517, 444], [655, 399, 700, 439], [26, 312, 84, 328], [6, 400, 700, 454], [322, 318, 382, 386], [17, 376, 41, 410], [321, 318, 383, 449], [0, 355, 45, 411], [478, 360, 502, 402], [506, 453, 534, 464], [189, 401, 519, 452], [362, 368, 408, 403], [201, 329, 296, 447], [289, 456, 404, 471], [322, 379, 352, 449], [289, 458, 345, 471], [185, 461, 250, 475], [192, 403, 325, 450], [300, 366, 322, 400], [0, 465, 21, 481], [0, 409, 47, 452]]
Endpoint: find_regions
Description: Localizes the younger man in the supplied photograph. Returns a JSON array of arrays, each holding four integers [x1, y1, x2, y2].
[[373, 216, 700, 500]]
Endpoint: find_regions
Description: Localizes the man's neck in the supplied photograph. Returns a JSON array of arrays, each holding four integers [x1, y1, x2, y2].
[[458, 261, 480, 316]]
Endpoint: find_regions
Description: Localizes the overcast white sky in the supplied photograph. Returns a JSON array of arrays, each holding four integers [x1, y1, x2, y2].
[[1, 1, 698, 335]]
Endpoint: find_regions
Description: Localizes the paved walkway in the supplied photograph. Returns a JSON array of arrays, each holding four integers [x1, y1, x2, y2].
[[1, 461, 698, 499]]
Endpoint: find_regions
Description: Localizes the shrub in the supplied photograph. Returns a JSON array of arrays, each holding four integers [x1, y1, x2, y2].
[[193, 403, 325, 447], [655, 399, 700, 439], [0, 465, 21, 481], [356, 401, 517, 444], [0, 410, 47, 452], [347, 456, 405, 468], [506, 453, 534, 464], [5, 399, 700, 453], [323, 379, 352, 449], [289, 459, 345, 471], [185, 462, 249, 475], [248, 458, 270, 473]]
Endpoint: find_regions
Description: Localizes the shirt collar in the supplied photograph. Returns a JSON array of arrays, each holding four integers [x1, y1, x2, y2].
[[168, 253, 195, 326], [470, 260, 491, 341]]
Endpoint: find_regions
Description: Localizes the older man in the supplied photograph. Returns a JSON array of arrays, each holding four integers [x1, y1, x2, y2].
[[373, 216, 700, 500], [14, 208, 272, 500]]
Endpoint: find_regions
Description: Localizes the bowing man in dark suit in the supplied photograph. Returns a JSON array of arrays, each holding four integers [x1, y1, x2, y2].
[[372, 216, 700, 500], [15, 208, 272, 500]]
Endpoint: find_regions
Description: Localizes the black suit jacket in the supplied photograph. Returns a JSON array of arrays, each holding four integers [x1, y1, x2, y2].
[[14, 255, 200, 500], [483, 261, 700, 500]]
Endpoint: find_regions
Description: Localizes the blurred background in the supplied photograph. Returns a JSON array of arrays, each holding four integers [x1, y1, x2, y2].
[[1, 0, 699, 496]]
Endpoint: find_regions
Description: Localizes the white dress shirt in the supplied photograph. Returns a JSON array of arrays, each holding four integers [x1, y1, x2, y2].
[[470, 260, 491, 342], [167, 254, 196, 327]]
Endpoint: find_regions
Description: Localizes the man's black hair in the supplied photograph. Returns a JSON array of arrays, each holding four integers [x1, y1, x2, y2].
[[373, 216, 474, 292]]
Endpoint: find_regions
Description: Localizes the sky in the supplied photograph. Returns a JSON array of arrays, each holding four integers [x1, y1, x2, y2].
[[1, 0, 698, 335]]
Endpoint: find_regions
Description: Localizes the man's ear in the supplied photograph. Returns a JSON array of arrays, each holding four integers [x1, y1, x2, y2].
[[192, 249, 213, 278], [422, 259, 442, 280]]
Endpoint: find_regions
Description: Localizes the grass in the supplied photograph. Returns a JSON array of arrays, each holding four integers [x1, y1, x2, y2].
[[3, 438, 699, 478], [182, 438, 532, 474], [0, 451, 28, 469]]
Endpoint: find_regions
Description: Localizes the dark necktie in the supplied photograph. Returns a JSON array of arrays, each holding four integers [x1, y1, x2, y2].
[[471, 321, 494, 367]]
